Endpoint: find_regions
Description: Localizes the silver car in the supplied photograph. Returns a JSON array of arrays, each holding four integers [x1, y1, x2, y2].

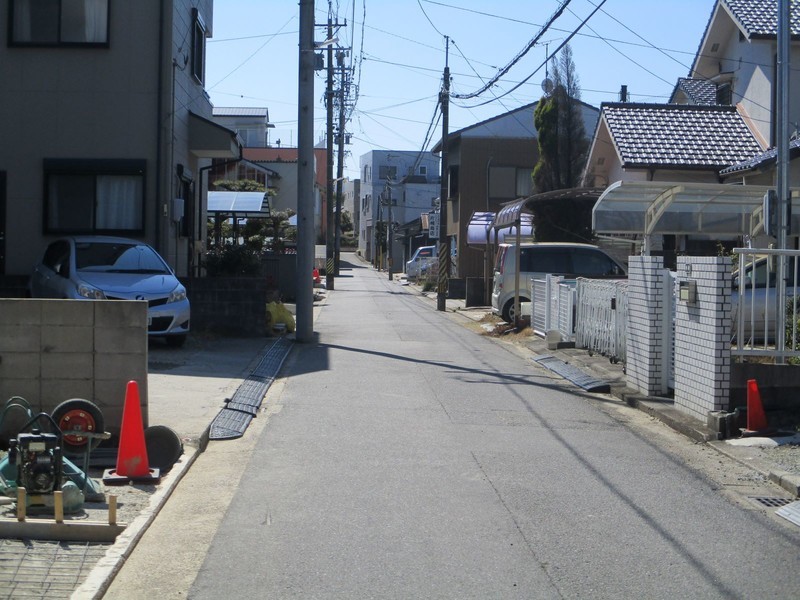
[[29, 236, 190, 346]]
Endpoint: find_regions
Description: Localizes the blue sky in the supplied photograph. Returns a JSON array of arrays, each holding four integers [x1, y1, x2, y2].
[[205, 0, 716, 179]]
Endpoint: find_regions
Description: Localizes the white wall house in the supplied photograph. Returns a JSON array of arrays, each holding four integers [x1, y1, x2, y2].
[[358, 150, 440, 262]]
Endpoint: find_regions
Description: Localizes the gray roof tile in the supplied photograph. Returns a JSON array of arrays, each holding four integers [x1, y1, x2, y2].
[[720, 138, 800, 174], [602, 103, 762, 168], [672, 78, 718, 105], [722, 0, 800, 37]]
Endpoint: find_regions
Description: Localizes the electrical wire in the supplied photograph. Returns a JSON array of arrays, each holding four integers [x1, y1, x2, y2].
[[451, 0, 574, 100]]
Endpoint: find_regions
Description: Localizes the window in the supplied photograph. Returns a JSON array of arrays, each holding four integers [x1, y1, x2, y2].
[[191, 8, 206, 84], [10, 0, 109, 46], [716, 82, 732, 106], [44, 159, 145, 234], [419, 165, 427, 176], [379, 165, 397, 180]]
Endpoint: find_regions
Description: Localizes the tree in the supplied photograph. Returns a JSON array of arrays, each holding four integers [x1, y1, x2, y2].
[[531, 44, 592, 242], [533, 44, 588, 193]]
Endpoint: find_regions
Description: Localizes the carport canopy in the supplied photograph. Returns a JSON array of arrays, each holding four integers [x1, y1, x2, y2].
[[592, 180, 800, 237], [467, 211, 532, 245], [208, 191, 272, 219]]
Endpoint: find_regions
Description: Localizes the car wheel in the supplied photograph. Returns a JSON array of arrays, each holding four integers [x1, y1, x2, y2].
[[52, 398, 105, 454], [165, 334, 187, 348], [501, 298, 528, 323]]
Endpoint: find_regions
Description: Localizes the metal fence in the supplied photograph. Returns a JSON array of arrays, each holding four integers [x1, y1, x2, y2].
[[732, 247, 800, 360], [574, 278, 628, 364]]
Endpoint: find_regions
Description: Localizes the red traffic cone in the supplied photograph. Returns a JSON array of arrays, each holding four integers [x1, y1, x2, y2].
[[103, 381, 160, 484], [742, 379, 773, 437]]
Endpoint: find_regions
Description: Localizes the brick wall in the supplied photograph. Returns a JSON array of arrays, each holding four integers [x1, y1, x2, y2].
[[673, 256, 732, 420], [626, 256, 669, 395], [0, 299, 148, 442]]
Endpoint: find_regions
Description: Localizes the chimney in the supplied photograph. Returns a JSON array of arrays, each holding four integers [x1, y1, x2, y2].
[[619, 85, 628, 102]]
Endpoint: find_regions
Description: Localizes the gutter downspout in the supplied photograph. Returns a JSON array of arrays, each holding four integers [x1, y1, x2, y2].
[[155, 0, 165, 251]]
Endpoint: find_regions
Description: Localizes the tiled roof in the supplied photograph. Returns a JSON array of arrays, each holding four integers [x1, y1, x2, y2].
[[212, 107, 269, 117], [722, 0, 800, 37], [602, 103, 762, 168], [720, 137, 800, 174], [672, 78, 718, 105]]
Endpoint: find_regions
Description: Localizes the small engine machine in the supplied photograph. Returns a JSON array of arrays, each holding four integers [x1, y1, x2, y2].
[[8, 430, 63, 495]]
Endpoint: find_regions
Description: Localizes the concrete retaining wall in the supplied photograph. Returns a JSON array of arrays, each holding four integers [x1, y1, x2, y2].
[[0, 299, 148, 443]]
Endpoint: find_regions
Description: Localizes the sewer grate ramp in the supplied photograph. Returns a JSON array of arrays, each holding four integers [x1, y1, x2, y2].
[[209, 337, 293, 440], [532, 355, 611, 393]]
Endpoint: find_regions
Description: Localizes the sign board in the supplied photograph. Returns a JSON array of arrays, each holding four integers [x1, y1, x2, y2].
[[428, 212, 440, 239]]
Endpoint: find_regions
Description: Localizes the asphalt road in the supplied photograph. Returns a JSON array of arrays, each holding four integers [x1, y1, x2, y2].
[[105, 255, 800, 599]]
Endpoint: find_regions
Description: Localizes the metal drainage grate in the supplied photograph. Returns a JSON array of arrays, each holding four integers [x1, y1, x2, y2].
[[208, 337, 293, 441], [533, 355, 611, 393], [748, 496, 794, 509]]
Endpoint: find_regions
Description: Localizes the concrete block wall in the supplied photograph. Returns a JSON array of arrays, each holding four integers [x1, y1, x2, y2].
[[0, 299, 148, 442], [626, 256, 668, 396], [673, 256, 732, 420]]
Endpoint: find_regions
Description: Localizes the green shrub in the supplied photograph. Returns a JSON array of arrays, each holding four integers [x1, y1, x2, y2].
[[204, 244, 263, 276]]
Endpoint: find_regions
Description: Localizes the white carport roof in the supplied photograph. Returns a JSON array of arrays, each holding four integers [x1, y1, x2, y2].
[[592, 181, 800, 237], [208, 191, 272, 218]]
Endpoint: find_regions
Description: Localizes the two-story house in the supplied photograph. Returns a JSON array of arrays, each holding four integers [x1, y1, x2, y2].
[[433, 101, 599, 280], [0, 0, 240, 285], [587, 0, 800, 259]]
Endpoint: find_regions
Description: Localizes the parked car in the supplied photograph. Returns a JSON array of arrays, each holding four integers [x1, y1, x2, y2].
[[406, 245, 437, 280], [731, 255, 798, 343], [491, 242, 627, 322], [29, 236, 190, 347]]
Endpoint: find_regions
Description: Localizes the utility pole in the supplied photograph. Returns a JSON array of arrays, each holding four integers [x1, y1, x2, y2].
[[387, 179, 393, 280], [325, 10, 335, 291], [334, 50, 347, 275], [296, 0, 315, 342], [776, 0, 790, 360], [437, 37, 451, 312]]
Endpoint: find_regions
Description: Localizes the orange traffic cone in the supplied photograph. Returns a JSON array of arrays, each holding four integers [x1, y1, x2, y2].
[[103, 381, 160, 484], [741, 379, 774, 437]]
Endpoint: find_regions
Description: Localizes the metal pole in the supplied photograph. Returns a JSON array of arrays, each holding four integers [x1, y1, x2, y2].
[[776, 0, 790, 359], [334, 51, 346, 275], [437, 37, 450, 312], [387, 180, 393, 280], [325, 10, 335, 290], [295, 0, 315, 343]]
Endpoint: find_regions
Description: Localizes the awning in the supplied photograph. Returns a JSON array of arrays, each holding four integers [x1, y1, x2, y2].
[[593, 181, 800, 237], [467, 211, 533, 245], [189, 111, 241, 159], [208, 191, 271, 218], [494, 188, 604, 230]]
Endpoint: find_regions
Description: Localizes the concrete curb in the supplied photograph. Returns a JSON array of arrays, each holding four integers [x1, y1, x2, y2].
[[71, 442, 205, 599]]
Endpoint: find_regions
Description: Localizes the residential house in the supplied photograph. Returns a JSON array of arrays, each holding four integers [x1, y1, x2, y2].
[[342, 178, 360, 242], [0, 1, 241, 283], [586, 0, 800, 259], [358, 150, 440, 264], [432, 101, 599, 280], [226, 146, 328, 241], [212, 107, 273, 149]]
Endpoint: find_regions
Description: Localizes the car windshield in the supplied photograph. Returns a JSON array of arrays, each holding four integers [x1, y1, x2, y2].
[[75, 242, 170, 274]]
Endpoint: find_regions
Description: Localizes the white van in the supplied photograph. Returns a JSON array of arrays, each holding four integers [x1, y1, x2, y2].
[[406, 245, 437, 280], [491, 242, 626, 322]]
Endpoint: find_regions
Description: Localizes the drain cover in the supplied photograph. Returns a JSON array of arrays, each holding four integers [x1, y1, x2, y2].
[[748, 496, 794, 509], [533, 355, 611, 393], [776, 501, 800, 527], [209, 408, 254, 440]]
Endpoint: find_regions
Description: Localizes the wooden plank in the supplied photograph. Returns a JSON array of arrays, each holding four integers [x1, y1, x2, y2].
[[0, 519, 126, 543]]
